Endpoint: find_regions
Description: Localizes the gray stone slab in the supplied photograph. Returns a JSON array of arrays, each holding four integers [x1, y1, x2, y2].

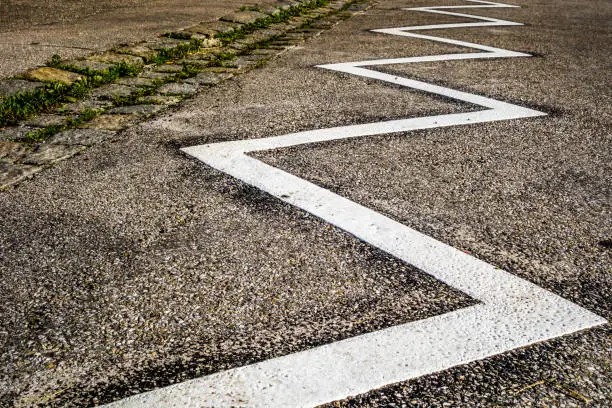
[[24, 67, 83, 85], [182, 35, 222, 48], [63, 59, 114, 72], [49, 128, 115, 146], [183, 71, 233, 86], [175, 59, 212, 69], [138, 71, 176, 80], [0, 79, 43, 99], [115, 44, 157, 61], [153, 64, 184, 73], [294, 27, 324, 34], [233, 37, 262, 49], [257, 28, 285, 38], [88, 52, 144, 66], [116, 76, 157, 87], [222, 56, 258, 70], [60, 99, 113, 114], [262, 5, 281, 15], [201, 66, 241, 74], [193, 20, 240, 36], [23, 114, 68, 128], [0, 126, 38, 142], [78, 114, 138, 131], [0, 161, 41, 189], [179, 51, 217, 62], [221, 10, 267, 25], [108, 104, 164, 115], [157, 83, 198, 95], [283, 32, 306, 40], [0, 141, 26, 161], [249, 47, 281, 56], [22, 143, 85, 165], [138, 95, 183, 105], [90, 84, 139, 99], [146, 38, 186, 51], [276, 0, 300, 10]]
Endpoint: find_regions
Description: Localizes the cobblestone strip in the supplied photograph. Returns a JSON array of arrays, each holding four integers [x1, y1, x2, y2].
[[0, 0, 370, 190]]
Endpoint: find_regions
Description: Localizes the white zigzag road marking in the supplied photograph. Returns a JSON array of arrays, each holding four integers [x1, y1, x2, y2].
[[107, 1, 607, 407]]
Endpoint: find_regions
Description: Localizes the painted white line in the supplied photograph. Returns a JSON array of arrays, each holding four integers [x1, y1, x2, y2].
[[106, 1, 607, 407]]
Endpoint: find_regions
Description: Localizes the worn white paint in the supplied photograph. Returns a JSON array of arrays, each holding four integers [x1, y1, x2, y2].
[[106, 1, 606, 407]]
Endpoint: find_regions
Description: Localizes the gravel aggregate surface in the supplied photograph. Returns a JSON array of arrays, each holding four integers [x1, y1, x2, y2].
[[0, 0, 609, 406]]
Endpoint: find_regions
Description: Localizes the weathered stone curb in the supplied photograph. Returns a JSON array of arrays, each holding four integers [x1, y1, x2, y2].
[[0, 0, 371, 190]]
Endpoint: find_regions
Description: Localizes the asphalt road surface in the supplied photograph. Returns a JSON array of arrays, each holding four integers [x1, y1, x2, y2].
[[1, 0, 610, 407]]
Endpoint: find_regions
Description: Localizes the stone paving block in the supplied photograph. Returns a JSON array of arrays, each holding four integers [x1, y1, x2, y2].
[[295, 27, 324, 34], [24, 67, 83, 85], [156, 83, 199, 95], [23, 114, 68, 128], [283, 32, 307, 40], [174, 58, 212, 69], [269, 22, 296, 32], [306, 9, 327, 17], [330, 1, 348, 10], [262, 6, 281, 15], [249, 47, 281, 56], [186, 37, 222, 48], [219, 47, 243, 56], [203, 66, 242, 74], [182, 25, 217, 38], [257, 28, 285, 38], [0, 79, 43, 99], [115, 44, 157, 61], [90, 84, 139, 99], [49, 129, 115, 146], [138, 71, 175, 80], [266, 41, 295, 50], [242, 54, 270, 63], [176, 48, 218, 65], [221, 10, 267, 25], [116, 76, 157, 87], [289, 16, 309, 25], [264, 44, 291, 50], [276, 0, 299, 10], [108, 104, 164, 115], [63, 59, 114, 72], [223, 56, 259, 70], [88, 52, 144, 66], [194, 21, 240, 37], [138, 95, 182, 105], [22, 143, 85, 165], [0, 161, 41, 189], [234, 30, 275, 48], [0, 141, 26, 161], [153, 64, 184, 73], [78, 114, 138, 131], [147, 38, 186, 51], [231, 41, 254, 51], [270, 37, 296, 44], [60, 99, 113, 114], [0, 126, 38, 142], [183, 71, 233, 86]]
